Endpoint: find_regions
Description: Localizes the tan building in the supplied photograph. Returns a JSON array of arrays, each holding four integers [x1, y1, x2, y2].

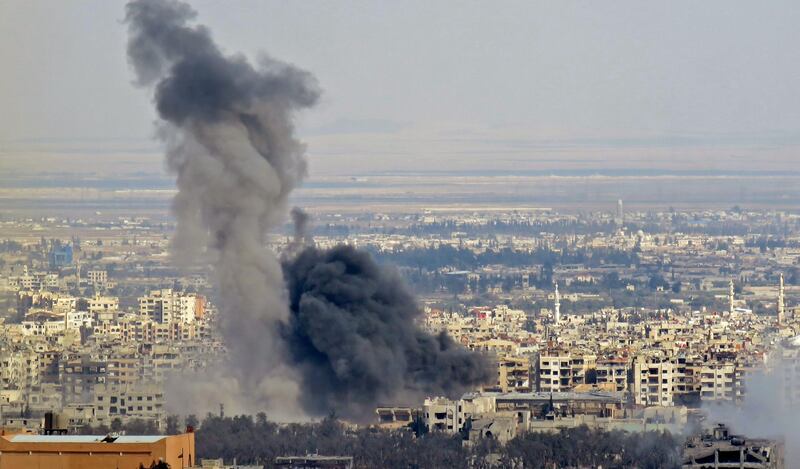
[[538, 350, 596, 393], [94, 383, 166, 429], [698, 363, 737, 402], [87, 270, 108, 288], [495, 356, 531, 392], [88, 295, 119, 316], [595, 358, 629, 392], [633, 355, 678, 406]]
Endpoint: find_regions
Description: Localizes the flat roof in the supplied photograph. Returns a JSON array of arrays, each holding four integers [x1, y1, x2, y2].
[[8, 435, 166, 444], [463, 391, 626, 402]]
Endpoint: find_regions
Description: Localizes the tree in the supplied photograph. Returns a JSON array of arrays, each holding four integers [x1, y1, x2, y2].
[[165, 415, 180, 435], [124, 418, 158, 435], [110, 418, 123, 432], [648, 274, 668, 291], [185, 414, 199, 431]]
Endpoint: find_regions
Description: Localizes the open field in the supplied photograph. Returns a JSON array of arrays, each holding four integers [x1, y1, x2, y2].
[[4, 172, 800, 217]]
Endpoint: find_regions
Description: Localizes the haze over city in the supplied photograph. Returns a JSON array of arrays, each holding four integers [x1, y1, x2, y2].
[[1, 1, 799, 468]]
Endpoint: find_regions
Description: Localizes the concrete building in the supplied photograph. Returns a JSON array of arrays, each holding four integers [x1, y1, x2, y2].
[[86, 270, 108, 289], [595, 358, 630, 392], [93, 383, 166, 429], [48, 243, 73, 269], [139, 289, 204, 325], [375, 407, 414, 429], [682, 424, 783, 468], [423, 391, 625, 435], [538, 350, 596, 393], [61, 356, 106, 404], [88, 295, 119, 318], [466, 414, 518, 444], [495, 356, 531, 392], [699, 363, 737, 402], [633, 355, 689, 406], [423, 397, 458, 432]]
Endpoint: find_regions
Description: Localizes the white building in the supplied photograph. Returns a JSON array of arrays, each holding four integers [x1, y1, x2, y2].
[[139, 289, 203, 325], [632, 355, 690, 406], [699, 363, 736, 402]]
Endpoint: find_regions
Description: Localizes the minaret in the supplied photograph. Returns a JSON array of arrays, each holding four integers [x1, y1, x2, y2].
[[554, 282, 561, 323], [729, 280, 735, 315], [778, 273, 785, 326]]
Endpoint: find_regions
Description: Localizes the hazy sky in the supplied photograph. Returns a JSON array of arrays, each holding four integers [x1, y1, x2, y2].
[[2, 0, 800, 175]]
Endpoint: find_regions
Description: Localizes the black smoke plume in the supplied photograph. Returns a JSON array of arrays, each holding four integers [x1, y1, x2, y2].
[[283, 245, 494, 418]]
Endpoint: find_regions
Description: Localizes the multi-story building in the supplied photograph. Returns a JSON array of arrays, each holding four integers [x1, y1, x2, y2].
[[538, 350, 596, 393], [0, 348, 41, 391], [423, 396, 459, 432], [633, 355, 686, 406], [495, 356, 532, 392], [93, 383, 167, 429], [87, 295, 119, 319], [106, 356, 141, 387], [86, 270, 108, 288], [139, 289, 204, 325], [60, 356, 107, 404], [698, 363, 737, 402], [595, 358, 629, 392]]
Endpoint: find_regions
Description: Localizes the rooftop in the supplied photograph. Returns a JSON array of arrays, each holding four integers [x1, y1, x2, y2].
[[462, 391, 626, 402], [7, 434, 165, 444]]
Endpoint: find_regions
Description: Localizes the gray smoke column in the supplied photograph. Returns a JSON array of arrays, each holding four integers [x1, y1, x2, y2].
[[126, 0, 491, 420], [286, 207, 312, 255], [125, 0, 319, 414], [283, 245, 494, 419], [705, 348, 800, 460]]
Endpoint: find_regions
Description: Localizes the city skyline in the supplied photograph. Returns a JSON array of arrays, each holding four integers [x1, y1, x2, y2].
[[1, 1, 799, 468]]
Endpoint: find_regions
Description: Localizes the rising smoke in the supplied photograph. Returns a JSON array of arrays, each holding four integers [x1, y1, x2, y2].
[[283, 245, 494, 417], [126, 0, 318, 417], [285, 207, 312, 257], [704, 348, 800, 460], [126, 0, 491, 420]]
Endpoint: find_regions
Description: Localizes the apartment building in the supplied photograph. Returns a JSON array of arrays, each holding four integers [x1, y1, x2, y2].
[[87, 295, 119, 319], [60, 356, 106, 403], [93, 383, 166, 429], [86, 270, 108, 288], [423, 396, 459, 432], [538, 350, 597, 393], [139, 289, 204, 325], [0, 349, 41, 391], [632, 355, 696, 406], [698, 363, 737, 402], [106, 356, 141, 387], [495, 356, 532, 392], [595, 358, 630, 392]]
